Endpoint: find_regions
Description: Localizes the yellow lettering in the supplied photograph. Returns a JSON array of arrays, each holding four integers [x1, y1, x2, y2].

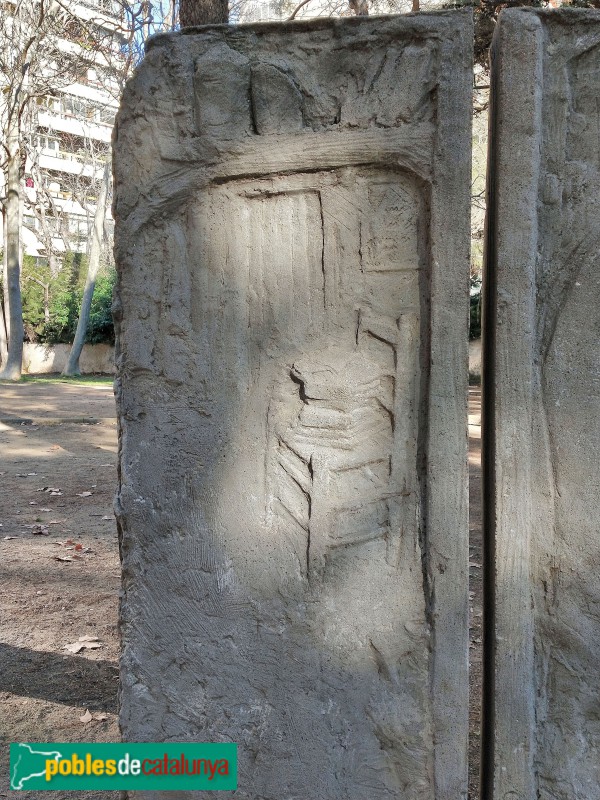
[[72, 754, 85, 776], [45, 760, 58, 782]]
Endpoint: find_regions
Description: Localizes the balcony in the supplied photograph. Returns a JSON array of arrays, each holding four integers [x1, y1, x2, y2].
[[37, 110, 113, 143]]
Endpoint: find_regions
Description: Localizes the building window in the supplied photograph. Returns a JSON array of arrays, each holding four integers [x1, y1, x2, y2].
[[23, 215, 39, 231], [35, 134, 60, 153]]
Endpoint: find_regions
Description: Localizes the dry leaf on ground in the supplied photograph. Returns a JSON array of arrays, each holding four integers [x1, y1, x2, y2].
[[64, 637, 103, 654], [79, 709, 93, 723]]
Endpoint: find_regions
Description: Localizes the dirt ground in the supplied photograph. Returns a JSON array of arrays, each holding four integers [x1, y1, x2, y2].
[[0, 378, 483, 799], [0, 380, 120, 800]]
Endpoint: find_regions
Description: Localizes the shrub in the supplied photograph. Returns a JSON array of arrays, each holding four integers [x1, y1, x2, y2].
[[1, 251, 115, 346], [470, 275, 482, 340]]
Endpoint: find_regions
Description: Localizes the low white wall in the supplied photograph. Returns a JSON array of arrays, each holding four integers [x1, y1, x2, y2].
[[469, 337, 482, 378], [22, 343, 115, 374]]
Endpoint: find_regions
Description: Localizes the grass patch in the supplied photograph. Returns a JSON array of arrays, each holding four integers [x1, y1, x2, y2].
[[19, 373, 114, 386]]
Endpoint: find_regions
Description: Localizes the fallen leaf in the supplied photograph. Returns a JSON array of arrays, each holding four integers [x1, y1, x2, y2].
[[76, 491, 93, 498], [65, 642, 85, 653], [40, 508, 52, 512], [54, 556, 73, 562], [64, 638, 102, 653], [102, 516, 112, 521], [79, 710, 93, 723], [94, 714, 108, 722], [29, 501, 38, 505], [3, 536, 17, 540], [78, 635, 100, 642], [74, 543, 83, 551]]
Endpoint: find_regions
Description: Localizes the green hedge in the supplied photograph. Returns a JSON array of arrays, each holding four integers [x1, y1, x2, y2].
[[2, 253, 115, 346]]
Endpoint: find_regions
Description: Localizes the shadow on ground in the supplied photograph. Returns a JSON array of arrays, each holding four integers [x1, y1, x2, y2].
[[0, 644, 118, 713]]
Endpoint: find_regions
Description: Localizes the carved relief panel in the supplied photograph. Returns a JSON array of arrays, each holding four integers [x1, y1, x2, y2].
[[114, 13, 472, 800]]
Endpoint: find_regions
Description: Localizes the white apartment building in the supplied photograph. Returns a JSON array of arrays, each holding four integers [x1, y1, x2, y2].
[[1, 0, 126, 262]]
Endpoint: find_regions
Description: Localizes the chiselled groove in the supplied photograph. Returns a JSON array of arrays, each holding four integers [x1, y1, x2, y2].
[[121, 129, 434, 239], [162, 125, 434, 177]]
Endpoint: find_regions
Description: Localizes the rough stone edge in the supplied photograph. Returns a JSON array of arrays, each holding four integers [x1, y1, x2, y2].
[[427, 12, 472, 800], [144, 8, 474, 53], [482, 9, 542, 800]]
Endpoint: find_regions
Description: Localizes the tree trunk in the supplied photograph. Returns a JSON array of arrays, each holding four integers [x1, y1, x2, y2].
[[179, 0, 228, 27], [348, 0, 369, 14], [0, 118, 24, 381], [62, 161, 110, 377], [0, 304, 7, 367], [0, 208, 9, 366], [48, 252, 59, 279]]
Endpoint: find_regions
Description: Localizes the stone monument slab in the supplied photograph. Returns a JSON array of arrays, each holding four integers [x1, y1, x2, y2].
[[114, 13, 472, 799], [484, 9, 600, 799]]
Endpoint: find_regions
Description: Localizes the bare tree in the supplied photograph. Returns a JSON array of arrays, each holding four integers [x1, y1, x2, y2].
[[0, 0, 159, 379], [180, 0, 228, 26], [62, 159, 111, 376], [0, 0, 123, 379]]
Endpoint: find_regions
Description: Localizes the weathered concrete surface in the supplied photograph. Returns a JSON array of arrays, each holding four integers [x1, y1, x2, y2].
[[114, 13, 472, 799], [483, 10, 600, 799]]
